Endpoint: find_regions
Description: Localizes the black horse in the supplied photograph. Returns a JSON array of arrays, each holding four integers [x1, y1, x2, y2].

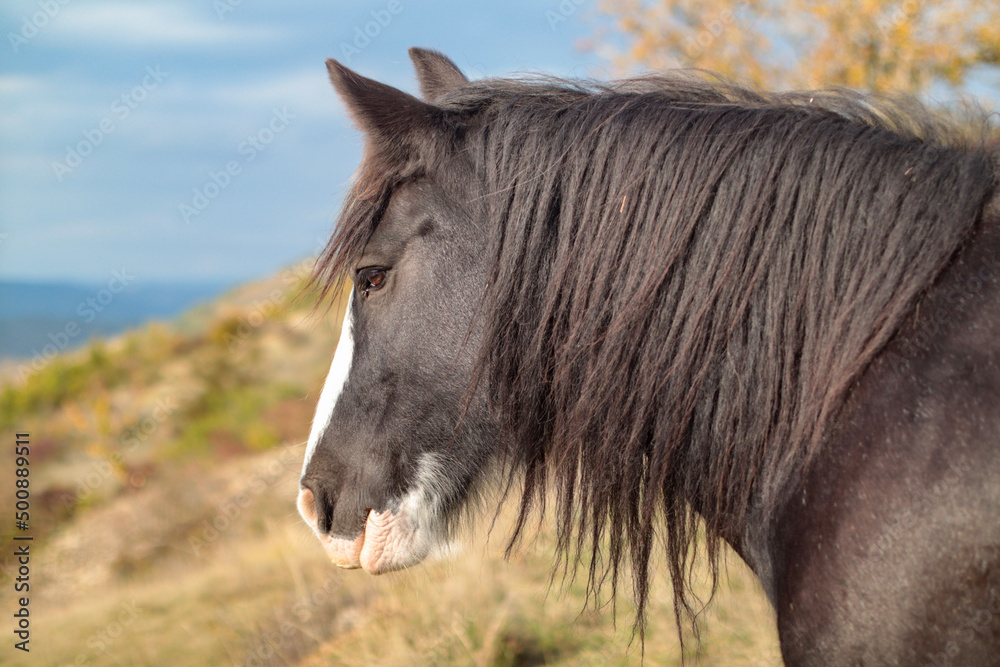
[[297, 48, 1000, 665]]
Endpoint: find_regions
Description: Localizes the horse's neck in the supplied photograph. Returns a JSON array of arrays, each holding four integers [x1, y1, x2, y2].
[[752, 186, 1000, 608]]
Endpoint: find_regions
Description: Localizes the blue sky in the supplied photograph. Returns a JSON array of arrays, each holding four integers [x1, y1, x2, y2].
[[4, 1, 997, 288], [0, 0, 607, 286]]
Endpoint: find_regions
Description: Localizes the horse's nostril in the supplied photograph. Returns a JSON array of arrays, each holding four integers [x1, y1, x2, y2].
[[296, 486, 320, 529], [298, 478, 373, 537]]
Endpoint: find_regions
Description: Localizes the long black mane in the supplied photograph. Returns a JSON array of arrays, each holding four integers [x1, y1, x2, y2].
[[313, 71, 999, 640]]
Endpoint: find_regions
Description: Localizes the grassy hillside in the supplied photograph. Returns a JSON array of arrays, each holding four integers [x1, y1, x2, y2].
[[0, 261, 780, 666]]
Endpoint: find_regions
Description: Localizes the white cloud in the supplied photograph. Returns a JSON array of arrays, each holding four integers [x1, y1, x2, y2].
[[207, 67, 344, 118], [47, 2, 284, 47], [0, 75, 43, 96]]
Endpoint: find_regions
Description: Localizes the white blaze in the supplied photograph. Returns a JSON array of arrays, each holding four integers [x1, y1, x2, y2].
[[303, 293, 355, 472]]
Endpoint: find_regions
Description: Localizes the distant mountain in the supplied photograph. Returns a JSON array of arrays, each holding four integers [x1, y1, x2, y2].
[[0, 279, 233, 360]]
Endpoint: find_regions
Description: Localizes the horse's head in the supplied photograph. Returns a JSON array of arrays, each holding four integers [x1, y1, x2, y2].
[[297, 49, 495, 574]]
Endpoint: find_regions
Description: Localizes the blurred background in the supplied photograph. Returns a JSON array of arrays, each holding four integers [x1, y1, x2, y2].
[[1, 1, 998, 665]]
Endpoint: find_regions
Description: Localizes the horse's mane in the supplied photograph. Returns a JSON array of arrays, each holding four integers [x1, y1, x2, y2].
[[313, 71, 999, 642]]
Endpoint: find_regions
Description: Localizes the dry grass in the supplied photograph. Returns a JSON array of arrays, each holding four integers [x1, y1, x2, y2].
[[293, 506, 782, 667], [10, 443, 780, 666]]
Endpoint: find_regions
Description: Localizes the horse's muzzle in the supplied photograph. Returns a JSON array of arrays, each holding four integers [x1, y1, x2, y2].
[[296, 486, 430, 574]]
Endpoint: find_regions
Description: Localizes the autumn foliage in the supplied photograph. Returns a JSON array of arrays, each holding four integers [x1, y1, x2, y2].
[[599, 0, 1000, 94]]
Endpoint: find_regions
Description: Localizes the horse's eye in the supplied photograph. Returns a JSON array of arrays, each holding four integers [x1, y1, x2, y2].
[[358, 267, 388, 297]]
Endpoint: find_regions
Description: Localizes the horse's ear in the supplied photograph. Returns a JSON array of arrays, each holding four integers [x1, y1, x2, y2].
[[408, 47, 469, 102], [326, 58, 443, 144]]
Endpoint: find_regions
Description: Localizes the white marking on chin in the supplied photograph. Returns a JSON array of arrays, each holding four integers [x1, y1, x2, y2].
[[302, 292, 355, 473], [359, 452, 453, 573], [398, 452, 449, 537], [400, 452, 462, 563]]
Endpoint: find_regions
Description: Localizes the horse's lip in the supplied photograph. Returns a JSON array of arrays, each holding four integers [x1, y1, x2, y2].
[[298, 485, 433, 574], [318, 525, 365, 570], [316, 508, 431, 575]]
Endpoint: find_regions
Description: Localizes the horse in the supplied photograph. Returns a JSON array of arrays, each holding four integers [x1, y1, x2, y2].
[[296, 48, 1000, 665]]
